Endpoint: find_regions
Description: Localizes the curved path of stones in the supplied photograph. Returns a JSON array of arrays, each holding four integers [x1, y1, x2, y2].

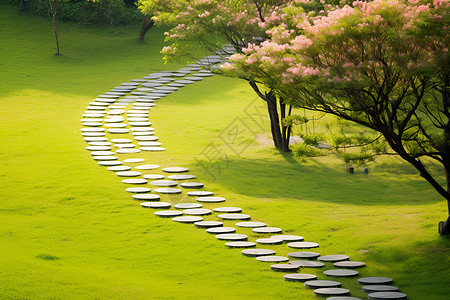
[[80, 47, 407, 300]]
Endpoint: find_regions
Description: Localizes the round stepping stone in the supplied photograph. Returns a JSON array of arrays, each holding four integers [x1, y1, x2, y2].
[[81, 118, 103, 122], [363, 285, 399, 293], [252, 227, 283, 234], [107, 166, 131, 172], [183, 208, 211, 216], [176, 80, 195, 84], [86, 106, 106, 110], [304, 280, 341, 289], [288, 241, 319, 249], [114, 143, 136, 148], [86, 146, 112, 151], [116, 171, 142, 177], [172, 216, 203, 223], [167, 83, 185, 87], [132, 194, 160, 201], [98, 160, 123, 166], [107, 128, 129, 134], [138, 142, 162, 147], [104, 117, 125, 123], [206, 227, 236, 234], [271, 264, 300, 272], [271, 235, 304, 242], [121, 179, 147, 184], [82, 122, 102, 127], [284, 274, 317, 282], [358, 277, 393, 285], [225, 242, 256, 248], [236, 222, 267, 228], [135, 136, 158, 141], [105, 123, 127, 128], [143, 174, 165, 180], [167, 174, 196, 180], [153, 188, 182, 194], [215, 233, 247, 241], [218, 213, 250, 220], [85, 137, 108, 142], [88, 142, 111, 146], [135, 164, 160, 170], [141, 147, 166, 151], [162, 167, 189, 173], [174, 203, 203, 209], [111, 139, 133, 143], [289, 260, 325, 268], [83, 113, 105, 118], [256, 256, 289, 263], [93, 156, 118, 161], [318, 255, 349, 262], [129, 122, 153, 127], [326, 297, 362, 300], [334, 261, 366, 268], [256, 238, 283, 245], [241, 249, 276, 257], [123, 158, 145, 163], [324, 269, 359, 277], [126, 187, 151, 193], [180, 182, 204, 189], [191, 192, 217, 198], [140, 202, 170, 209], [155, 210, 183, 218], [108, 109, 126, 115], [213, 207, 242, 213], [368, 292, 407, 300], [194, 221, 223, 228], [314, 288, 350, 297], [132, 132, 155, 137], [82, 132, 106, 137], [150, 180, 178, 187], [184, 76, 203, 81], [288, 252, 321, 259], [128, 117, 150, 122]]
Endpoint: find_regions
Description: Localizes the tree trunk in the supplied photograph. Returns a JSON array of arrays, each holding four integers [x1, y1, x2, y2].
[[49, 1, 60, 56], [139, 15, 154, 41]]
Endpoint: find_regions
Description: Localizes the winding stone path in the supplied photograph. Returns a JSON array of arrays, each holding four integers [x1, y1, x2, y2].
[[80, 49, 406, 300]]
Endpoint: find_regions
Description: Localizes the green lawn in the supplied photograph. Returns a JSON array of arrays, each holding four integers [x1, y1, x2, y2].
[[1, 3, 449, 299]]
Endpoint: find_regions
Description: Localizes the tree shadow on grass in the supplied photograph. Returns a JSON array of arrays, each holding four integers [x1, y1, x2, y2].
[[193, 152, 445, 207]]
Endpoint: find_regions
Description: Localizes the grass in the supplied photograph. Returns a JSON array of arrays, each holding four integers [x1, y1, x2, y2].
[[1, 3, 449, 299]]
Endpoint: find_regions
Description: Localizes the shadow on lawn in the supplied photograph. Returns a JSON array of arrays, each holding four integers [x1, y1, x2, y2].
[[192, 152, 445, 207]]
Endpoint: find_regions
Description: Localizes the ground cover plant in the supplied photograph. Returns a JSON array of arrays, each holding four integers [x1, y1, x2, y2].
[[0, 2, 449, 299]]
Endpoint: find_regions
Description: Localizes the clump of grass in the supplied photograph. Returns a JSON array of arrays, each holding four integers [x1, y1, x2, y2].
[[36, 254, 60, 261]]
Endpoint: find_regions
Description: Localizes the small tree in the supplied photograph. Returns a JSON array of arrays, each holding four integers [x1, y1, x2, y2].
[[49, 0, 63, 56], [225, 0, 450, 235]]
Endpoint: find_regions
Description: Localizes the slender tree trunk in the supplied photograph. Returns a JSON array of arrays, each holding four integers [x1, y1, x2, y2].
[[49, 1, 60, 56], [139, 15, 154, 41]]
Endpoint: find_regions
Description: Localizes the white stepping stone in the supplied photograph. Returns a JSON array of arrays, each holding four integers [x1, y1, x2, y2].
[[180, 182, 204, 189], [84, 137, 108, 142], [135, 136, 158, 141], [206, 227, 236, 234], [241, 249, 276, 257], [304, 280, 341, 289], [128, 117, 149, 122], [215, 233, 247, 241], [174, 203, 203, 209], [126, 187, 151, 193], [107, 166, 131, 172], [213, 207, 242, 213], [108, 109, 126, 115], [114, 143, 136, 148], [104, 118, 125, 123], [132, 194, 160, 201], [150, 180, 177, 187], [133, 132, 155, 137], [93, 156, 118, 161], [141, 202, 170, 208], [195, 196, 224, 202], [368, 292, 407, 300], [172, 216, 203, 223], [324, 269, 359, 277], [135, 164, 160, 170], [128, 110, 150, 114], [168, 174, 196, 180], [141, 147, 166, 151], [111, 138, 132, 143], [288, 252, 320, 259], [88, 142, 111, 146], [357, 277, 393, 285], [182, 208, 211, 216], [132, 127, 153, 132], [89, 102, 110, 106], [82, 132, 106, 137], [133, 103, 155, 107], [287, 242, 319, 249], [184, 76, 203, 81], [218, 213, 250, 220], [95, 98, 116, 103], [271, 264, 300, 272], [155, 210, 183, 218], [122, 179, 147, 184], [162, 167, 189, 173], [86, 146, 112, 151], [236, 222, 266, 228], [284, 274, 318, 282], [314, 288, 350, 297], [318, 255, 349, 262], [99, 94, 120, 98], [176, 80, 195, 84], [256, 256, 289, 263], [363, 285, 399, 293], [107, 128, 129, 134], [116, 149, 141, 154], [86, 106, 106, 110], [252, 227, 283, 234], [81, 122, 102, 127], [153, 188, 182, 194], [194, 221, 222, 228], [121, 82, 139, 86], [123, 158, 145, 163], [333, 261, 366, 268], [130, 107, 152, 111], [82, 114, 106, 118], [271, 235, 304, 242], [225, 242, 256, 248], [105, 123, 127, 128], [90, 151, 115, 156], [116, 171, 142, 177], [289, 260, 325, 268], [256, 238, 283, 245], [98, 161, 123, 166], [143, 174, 165, 180]]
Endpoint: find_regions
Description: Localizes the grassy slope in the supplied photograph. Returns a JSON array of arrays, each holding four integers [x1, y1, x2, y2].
[[0, 3, 449, 299]]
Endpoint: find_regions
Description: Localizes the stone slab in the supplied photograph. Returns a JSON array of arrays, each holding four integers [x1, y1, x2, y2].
[[252, 227, 283, 234], [194, 221, 223, 228], [153, 188, 182, 194], [116, 171, 142, 177], [162, 167, 189, 173], [324, 269, 359, 277], [218, 213, 251, 220], [180, 182, 204, 189], [92, 156, 118, 161], [134, 164, 160, 170], [167, 174, 197, 180], [174, 203, 203, 209], [98, 161, 123, 166], [213, 207, 242, 213], [358, 277, 393, 285], [138, 142, 162, 147], [333, 261, 366, 269], [182, 208, 211, 216], [206, 227, 236, 234], [193, 194, 221, 200], [134, 136, 159, 141], [368, 292, 407, 300], [172, 216, 203, 223], [241, 249, 276, 257], [215, 233, 247, 241], [123, 158, 145, 163], [287, 242, 319, 249], [143, 174, 165, 180], [132, 194, 161, 201], [225, 242, 256, 248], [362, 286, 399, 293], [314, 288, 350, 297], [304, 280, 341, 289], [107, 128, 130, 134], [121, 179, 147, 184], [111, 138, 133, 143], [289, 260, 325, 268], [141, 147, 166, 151], [318, 255, 349, 262], [150, 180, 178, 187], [284, 274, 318, 282], [140, 202, 171, 209], [86, 146, 112, 151], [126, 187, 151, 193], [154, 210, 183, 218], [256, 256, 289, 263], [236, 222, 267, 228], [288, 252, 321, 259], [256, 238, 283, 245], [271, 264, 300, 272], [271, 235, 304, 242], [107, 166, 131, 172]]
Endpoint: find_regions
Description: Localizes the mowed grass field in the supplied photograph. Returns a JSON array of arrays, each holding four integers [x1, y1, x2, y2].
[[1, 3, 449, 299]]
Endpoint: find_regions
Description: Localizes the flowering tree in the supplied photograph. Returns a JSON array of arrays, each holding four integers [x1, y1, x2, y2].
[[223, 0, 450, 235], [138, 0, 311, 151]]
